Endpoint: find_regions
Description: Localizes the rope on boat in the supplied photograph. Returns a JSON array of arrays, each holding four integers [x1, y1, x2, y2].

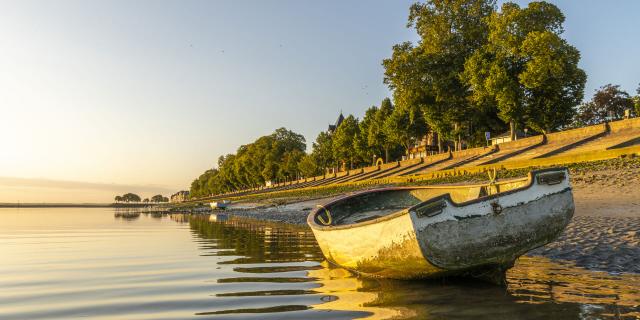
[[487, 168, 497, 185], [316, 204, 333, 226]]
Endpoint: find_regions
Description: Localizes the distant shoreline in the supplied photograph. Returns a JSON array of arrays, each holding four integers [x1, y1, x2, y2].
[[0, 203, 163, 208]]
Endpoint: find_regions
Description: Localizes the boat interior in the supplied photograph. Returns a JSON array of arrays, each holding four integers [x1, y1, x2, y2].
[[313, 174, 535, 227]]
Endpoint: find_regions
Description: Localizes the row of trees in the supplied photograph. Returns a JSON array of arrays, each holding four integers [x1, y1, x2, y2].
[[190, 128, 312, 198], [114, 193, 168, 203], [189, 0, 640, 198], [310, 98, 425, 172]]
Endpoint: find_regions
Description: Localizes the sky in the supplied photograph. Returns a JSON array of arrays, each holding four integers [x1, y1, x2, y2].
[[1, 0, 639, 203]]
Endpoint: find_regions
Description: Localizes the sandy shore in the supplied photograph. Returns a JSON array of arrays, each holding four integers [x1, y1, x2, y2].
[[223, 166, 640, 275], [526, 166, 640, 273]]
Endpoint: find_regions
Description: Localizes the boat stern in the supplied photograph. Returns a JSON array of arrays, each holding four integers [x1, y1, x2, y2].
[[411, 168, 574, 275]]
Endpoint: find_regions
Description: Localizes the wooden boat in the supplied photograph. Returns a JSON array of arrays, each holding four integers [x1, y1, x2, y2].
[[307, 168, 574, 284], [210, 200, 230, 210]]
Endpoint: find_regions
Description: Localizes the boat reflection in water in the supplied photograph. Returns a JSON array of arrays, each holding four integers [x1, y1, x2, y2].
[[188, 214, 640, 319]]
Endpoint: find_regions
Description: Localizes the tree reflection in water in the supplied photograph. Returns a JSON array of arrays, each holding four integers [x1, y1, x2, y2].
[[187, 215, 640, 319]]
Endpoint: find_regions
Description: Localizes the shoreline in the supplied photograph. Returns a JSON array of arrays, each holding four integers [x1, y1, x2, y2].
[[216, 164, 640, 275]]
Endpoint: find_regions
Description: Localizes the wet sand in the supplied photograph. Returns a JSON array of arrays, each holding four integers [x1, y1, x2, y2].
[[527, 166, 640, 273], [224, 166, 640, 275]]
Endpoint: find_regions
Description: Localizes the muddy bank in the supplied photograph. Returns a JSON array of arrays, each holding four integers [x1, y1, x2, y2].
[[528, 216, 640, 274], [224, 198, 331, 225]]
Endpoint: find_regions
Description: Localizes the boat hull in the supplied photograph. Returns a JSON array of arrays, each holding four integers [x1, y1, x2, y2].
[[210, 201, 229, 210], [308, 168, 574, 282], [416, 189, 573, 272], [311, 208, 444, 279]]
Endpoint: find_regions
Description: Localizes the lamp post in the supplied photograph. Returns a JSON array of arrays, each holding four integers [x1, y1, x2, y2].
[[524, 128, 528, 138]]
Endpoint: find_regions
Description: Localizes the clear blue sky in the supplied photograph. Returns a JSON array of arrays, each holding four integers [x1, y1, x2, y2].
[[1, 0, 639, 202]]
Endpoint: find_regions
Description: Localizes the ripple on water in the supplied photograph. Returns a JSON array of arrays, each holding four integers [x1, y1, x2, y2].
[[0, 208, 639, 319]]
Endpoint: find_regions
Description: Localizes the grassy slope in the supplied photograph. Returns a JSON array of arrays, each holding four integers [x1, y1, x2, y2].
[[175, 156, 640, 208]]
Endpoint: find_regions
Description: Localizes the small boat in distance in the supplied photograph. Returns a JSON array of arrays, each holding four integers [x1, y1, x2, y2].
[[307, 168, 574, 285], [210, 200, 230, 210]]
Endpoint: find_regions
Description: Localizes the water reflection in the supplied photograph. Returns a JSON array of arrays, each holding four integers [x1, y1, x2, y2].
[[2, 209, 637, 319], [188, 214, 640, 319], [113, 208, 141, 221]]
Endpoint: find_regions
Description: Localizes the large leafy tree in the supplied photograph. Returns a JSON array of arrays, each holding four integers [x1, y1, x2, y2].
[[151, 194, 167, 202], [298, 154, 319, 178], [463, 1, 586, 135], [332, 115, 359, 170], [354, 106, 379, 165], [368, 98, 395, 161], [278, 149, 305, 181], [384, 0, 496, 151], [575, 84, 635, 126], [119, 193, 141, 203], [311, 131, 334, 174], [384, 104, 428, 155]]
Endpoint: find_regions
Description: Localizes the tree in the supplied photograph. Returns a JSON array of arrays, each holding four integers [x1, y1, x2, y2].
[[368, 98, 395, 161], [311, 131, 334, 174], [114, 195, 122, 203], [575, 84, 634, 125], [121, 193, 141, 203], [384, 104, 428, 155], [354, 106, 379, 165], [189, 127, 307, 196], [463, 1, 586, 135], [332, 115, 359, 170], [278, 149, 304, 181], [384, 0, 496, 151], [143, 198, 149, 203], [298, 154, 319, 178], [151, 195, 166, 202]]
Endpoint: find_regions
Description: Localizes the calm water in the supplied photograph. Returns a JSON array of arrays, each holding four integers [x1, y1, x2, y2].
[[1, 208, 639, 320]]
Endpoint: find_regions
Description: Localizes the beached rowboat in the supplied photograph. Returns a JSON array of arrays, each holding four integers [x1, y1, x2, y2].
[[210, 200, 230, 210], [307, 168, 574, 284]]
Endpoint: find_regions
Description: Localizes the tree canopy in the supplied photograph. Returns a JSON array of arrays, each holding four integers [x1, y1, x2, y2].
[[463, 1, 586, 135], [332, 115, 359, 170], [190, 128, 306, 197], [311, 131, 334, 173], [384, 0, 496, 151], [368, 98, 396, 161], [114, 193, 141, 203], [151, 195, 169, 203], [575, 84, 635, 125]]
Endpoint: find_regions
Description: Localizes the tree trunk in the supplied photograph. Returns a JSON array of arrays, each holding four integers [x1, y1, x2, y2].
[[437, 134, 442, 153], [510, 121, 516, 141], [454, 123, 459, 152], [385, 147, 389, 163]]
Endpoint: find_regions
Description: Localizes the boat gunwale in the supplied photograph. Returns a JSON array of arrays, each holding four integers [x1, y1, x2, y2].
[[307, 167, 569, 231]]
